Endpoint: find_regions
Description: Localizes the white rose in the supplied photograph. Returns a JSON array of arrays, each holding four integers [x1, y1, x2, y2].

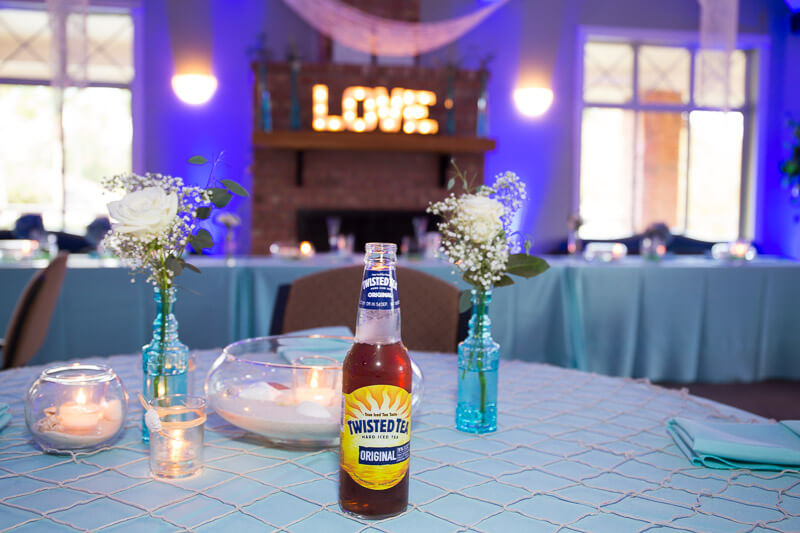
[[457, 195, 505, 243], [107, 187, 178, 240]]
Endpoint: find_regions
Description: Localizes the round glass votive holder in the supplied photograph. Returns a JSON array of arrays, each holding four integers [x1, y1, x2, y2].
[[25, 364, 128, 454], [206, 335, 425, 449], [148, 395, 206, 479]]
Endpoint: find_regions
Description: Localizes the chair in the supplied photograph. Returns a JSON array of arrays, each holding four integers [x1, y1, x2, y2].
[[1, 253, 68, 369], [280, 265, 461, 352]]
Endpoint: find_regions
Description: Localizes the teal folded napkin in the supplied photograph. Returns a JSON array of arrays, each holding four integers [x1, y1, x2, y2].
[[0, 403, 10, 431], [668, 417, 800, 471]]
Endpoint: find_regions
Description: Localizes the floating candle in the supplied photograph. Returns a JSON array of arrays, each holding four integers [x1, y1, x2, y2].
[[58, 390, 102, 433]]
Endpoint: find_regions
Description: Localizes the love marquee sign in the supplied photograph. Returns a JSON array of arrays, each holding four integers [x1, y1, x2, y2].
[[312, 84, 440, 135]]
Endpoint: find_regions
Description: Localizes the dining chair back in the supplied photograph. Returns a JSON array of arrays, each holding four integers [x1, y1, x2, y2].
[[1, 253, 68, 369], [281, 265, 461, 352]]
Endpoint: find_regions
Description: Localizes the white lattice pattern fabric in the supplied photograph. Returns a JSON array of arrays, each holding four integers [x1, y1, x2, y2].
[[1, 351, 799, 531]]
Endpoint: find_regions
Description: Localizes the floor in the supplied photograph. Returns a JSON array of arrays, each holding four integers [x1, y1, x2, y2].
[[658, 380, 800, 421]]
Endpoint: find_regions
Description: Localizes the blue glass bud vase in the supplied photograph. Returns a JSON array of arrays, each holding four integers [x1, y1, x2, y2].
[[456, 289, 499, 433], [141, 286, 188, 441]]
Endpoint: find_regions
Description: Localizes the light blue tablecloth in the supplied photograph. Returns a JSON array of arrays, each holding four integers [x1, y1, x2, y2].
[[564, 257, 800, 382], [2, 255, 799, 382], [1, 350, 798, 531]]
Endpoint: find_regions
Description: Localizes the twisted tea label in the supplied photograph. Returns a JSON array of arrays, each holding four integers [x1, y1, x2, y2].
[[358, 269, 400, 310], [340, 384, 411, 490]]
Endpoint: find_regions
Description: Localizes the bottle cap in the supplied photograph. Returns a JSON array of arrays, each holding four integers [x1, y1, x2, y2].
[[364, 242, 397, 265]]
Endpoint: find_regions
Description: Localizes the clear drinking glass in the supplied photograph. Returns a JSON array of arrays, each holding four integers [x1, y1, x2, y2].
[[148, 395, 206, 478], [325, 216, 341, 252]]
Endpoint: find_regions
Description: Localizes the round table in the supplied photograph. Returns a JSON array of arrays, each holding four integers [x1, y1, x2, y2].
[[0, 351, 798, 532]]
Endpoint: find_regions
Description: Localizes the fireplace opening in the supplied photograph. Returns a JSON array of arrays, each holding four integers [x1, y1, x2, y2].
[[296, 209, 441, 254]]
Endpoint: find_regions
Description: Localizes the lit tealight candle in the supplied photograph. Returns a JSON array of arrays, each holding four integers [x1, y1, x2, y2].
[[59, 390, 102, 433], [730, 241, 749, 259], [299, 241, 315, 258], [293, 368, 335, 406]]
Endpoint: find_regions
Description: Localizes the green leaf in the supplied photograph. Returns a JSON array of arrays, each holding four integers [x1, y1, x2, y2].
[[165, 256, 184, 276], [506, 254, 550, 278], [196, 206, 211, 220], [495, 274, 515, 287], [184, 262, 202, 274], [189, 228, 214, 251], [209, 187, 233, 208], [188, 155, 207, 165], [446, 177, 455, 191], [458, 290, 472, 313], [220, 179, 249, 197]]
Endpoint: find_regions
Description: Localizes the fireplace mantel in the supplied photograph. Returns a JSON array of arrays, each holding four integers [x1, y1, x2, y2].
[[253, 131, 496, 154]]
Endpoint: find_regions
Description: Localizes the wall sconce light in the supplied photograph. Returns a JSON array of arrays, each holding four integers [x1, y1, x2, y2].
[[513, 87, 553, 117], [172, 74, 218, 105]]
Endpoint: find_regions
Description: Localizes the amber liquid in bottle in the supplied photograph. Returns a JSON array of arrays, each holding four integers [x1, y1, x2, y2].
[[339, 243, 411, 519]]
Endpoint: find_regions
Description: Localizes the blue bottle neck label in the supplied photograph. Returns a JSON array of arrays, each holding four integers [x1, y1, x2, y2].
[[358, 269, 399, 310]]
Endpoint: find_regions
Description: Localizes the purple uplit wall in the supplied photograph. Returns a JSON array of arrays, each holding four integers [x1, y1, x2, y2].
[[757, 9, 800, 257], [140, 0, 318, 254], [139, 0, 800, 257]]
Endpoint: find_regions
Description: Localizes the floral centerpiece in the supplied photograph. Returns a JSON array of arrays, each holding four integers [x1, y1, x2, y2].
[[102, 155, 247, 441], [428, 165, 549, 433]]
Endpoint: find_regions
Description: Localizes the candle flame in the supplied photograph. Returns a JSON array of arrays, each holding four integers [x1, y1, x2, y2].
[[76, 389, 86, 405], [309, 369, 320, 389]]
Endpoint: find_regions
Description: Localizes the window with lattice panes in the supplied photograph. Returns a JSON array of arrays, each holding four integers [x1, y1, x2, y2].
[[578, 37, 752, 243], [0, 8, 133, 233]]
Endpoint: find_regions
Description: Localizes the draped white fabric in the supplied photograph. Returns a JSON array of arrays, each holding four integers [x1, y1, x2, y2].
[[697, 0, 740, 110], [279, 0, 509, 57]]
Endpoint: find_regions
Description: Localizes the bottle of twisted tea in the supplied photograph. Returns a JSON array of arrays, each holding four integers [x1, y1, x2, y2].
[[339, 242, 411, 519]]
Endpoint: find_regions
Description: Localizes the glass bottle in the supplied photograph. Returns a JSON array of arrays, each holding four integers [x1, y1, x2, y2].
[[141, 286, 188, 442], [339, 243, 411, 519], [456, 288, 499, 433]]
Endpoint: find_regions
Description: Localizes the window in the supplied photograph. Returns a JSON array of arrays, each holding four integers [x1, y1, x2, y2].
[[0, 8, 133, 233], [577, 33, 756, 242]]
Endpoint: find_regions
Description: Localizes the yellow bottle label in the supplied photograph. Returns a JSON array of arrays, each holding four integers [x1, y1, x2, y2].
[[340, 384, 411, 491]]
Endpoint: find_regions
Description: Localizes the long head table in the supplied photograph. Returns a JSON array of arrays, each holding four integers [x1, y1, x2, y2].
[[2, 255, 800, 382], [0, 351, 798, 531]]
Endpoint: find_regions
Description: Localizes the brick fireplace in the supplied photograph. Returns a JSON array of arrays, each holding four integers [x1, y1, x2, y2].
[[248, 2, 495, 254]]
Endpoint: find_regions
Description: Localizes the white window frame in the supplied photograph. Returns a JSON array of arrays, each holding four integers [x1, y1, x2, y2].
[[0, 0, 143, 226], [573, 26, 770, 241]]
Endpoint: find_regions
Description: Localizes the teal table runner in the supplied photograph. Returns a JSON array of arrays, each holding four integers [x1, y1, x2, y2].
[[1, 351, 798, 531]]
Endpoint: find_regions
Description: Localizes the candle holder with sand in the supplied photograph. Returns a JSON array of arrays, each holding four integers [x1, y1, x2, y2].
[[25, 364, 128, 453], [145, 394, 206, 478], [205, 335, 424, 449]]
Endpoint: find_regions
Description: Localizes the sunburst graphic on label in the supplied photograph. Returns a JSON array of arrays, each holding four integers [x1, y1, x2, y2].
[[341, 384, 411, 491], [345, 385, 410, 421]]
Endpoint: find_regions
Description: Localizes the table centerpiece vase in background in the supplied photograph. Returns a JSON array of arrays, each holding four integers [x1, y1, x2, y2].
[[141, 286, 188, 441], [457, 288, 499, 433]]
